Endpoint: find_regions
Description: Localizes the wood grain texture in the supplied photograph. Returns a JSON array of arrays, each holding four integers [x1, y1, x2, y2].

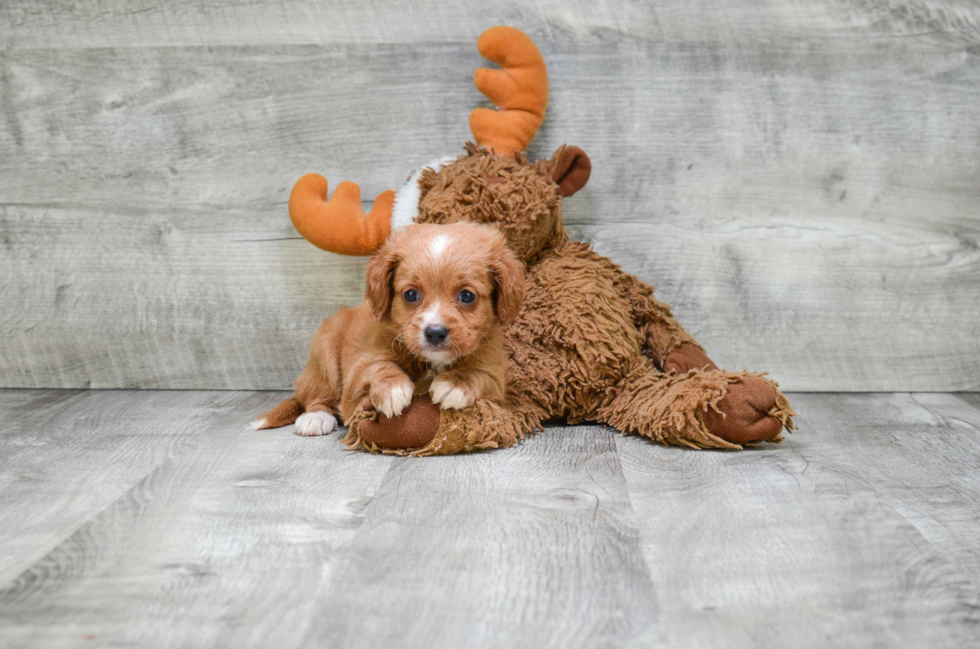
[[1, 1, 979, 390], [0, 390, 260, 584], [307, 425, 658, 648], [0, 390, 396, 648], [2, 390, 980, 647], [616, 392, 980, 647], [3, 0, 979, 48]]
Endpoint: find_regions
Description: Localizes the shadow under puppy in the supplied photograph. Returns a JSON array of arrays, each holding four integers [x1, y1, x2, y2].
[[252, 222, 525, 437]]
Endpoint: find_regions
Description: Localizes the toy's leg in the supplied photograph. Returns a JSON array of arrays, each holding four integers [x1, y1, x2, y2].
[[343, 395, 540, 456], [342, 392, 442, 452], [618, 272, 796, 443], [662, 344, 795, 444], [596, 358, 795, 450]]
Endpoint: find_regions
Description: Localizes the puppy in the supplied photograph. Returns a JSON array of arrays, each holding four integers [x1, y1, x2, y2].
[[251, 222, 525, 436]]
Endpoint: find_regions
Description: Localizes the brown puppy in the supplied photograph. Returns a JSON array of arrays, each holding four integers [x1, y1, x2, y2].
[[251, 222, 525, 436]]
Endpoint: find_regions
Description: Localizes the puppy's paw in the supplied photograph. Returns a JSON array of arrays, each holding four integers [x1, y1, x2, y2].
[[294, 411, 338, 437], [370, 377, 415, 418], [429, 377, 476, 410]]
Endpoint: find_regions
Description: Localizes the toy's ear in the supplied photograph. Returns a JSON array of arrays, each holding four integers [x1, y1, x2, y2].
[[365, 243, 400, 320], [551, 146, 591, 197]]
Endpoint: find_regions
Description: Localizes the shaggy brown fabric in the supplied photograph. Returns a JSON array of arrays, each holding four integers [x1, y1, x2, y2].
[[418, 143, 567, 263], [350, 394, 442, 450], [356, 144, 795, 454], [345, 396, 525, 456]]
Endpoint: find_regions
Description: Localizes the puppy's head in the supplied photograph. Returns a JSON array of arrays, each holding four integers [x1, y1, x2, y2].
[[365, 222, 525, 365]]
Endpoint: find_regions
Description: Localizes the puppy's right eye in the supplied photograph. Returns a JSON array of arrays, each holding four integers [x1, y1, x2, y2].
[[403, 289, 419, 303]]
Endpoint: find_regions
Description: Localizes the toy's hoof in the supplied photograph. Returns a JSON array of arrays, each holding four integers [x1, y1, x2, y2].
[[664, 344, 718, 374], [704, 377, 783, 444], [358, 394, 441, 450]]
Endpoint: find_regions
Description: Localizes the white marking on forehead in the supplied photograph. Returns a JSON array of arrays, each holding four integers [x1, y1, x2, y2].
[[428, 234, 452, 259], [421, 301, 443, 327]]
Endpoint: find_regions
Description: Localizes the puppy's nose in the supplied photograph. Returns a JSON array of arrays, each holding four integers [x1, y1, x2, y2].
[[424, 325, 449, 346]]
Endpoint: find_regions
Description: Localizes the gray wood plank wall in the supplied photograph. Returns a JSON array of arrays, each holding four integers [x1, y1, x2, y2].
[[1, 1, 978, 391]]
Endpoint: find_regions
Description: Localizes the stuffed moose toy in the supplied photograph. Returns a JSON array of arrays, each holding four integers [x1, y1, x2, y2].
[[273, 26, 795, 455]]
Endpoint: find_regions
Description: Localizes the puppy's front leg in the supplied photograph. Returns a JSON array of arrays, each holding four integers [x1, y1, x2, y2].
[[429, 370, 503, 410], [363, 362, 415, 418]]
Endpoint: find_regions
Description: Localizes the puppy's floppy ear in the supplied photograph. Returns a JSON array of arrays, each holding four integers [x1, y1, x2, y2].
[[365, 242, 400, 320], [487, 234, 526, 326]]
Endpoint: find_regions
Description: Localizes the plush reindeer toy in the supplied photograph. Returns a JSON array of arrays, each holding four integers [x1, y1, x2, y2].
[[278, 26, 795, 455]]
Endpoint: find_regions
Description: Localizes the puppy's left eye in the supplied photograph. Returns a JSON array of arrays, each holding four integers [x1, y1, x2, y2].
[[458, 290, 476, 304]]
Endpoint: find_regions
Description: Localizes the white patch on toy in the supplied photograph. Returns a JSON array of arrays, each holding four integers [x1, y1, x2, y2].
[[391, 155, 457, 232], [294, 411, 338, 437]]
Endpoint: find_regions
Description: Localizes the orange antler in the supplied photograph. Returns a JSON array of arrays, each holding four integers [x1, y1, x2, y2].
[[288, 174, 394, 255], [469, 26, 549, 157]]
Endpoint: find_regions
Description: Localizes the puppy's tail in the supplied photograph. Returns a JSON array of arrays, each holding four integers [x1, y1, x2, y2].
[[249, 397, 301, 430]]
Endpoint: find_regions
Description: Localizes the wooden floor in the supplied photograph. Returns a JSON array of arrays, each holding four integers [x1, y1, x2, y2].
[[1, 391, 979, 648]]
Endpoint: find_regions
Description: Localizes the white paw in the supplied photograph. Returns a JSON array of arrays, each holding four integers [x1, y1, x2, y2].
[[429, 378, 474, 410], [373, 381, 414, 418], [294, 411, 338, 437], [247, 418, 266, 431]]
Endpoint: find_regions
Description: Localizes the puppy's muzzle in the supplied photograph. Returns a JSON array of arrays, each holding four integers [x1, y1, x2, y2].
[[424, 325, 449, 347]]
